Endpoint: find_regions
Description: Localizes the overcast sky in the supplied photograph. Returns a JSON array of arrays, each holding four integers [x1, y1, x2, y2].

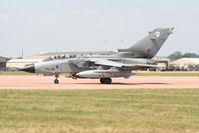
[[0, 0, 199, 57]]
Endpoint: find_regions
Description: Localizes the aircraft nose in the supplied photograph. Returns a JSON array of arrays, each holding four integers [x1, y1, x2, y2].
[[20, 64, 35, 73]]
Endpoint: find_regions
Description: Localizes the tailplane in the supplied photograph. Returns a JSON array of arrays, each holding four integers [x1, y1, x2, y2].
[[118, 28, 174, 59]]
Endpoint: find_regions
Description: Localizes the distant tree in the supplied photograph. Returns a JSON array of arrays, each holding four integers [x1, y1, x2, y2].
[[5, 58, 12, 61], [167, 51, 199, 61], [182, 53, 199, 58], [0, 56, 11, 62], [167, 51, 182, 61]]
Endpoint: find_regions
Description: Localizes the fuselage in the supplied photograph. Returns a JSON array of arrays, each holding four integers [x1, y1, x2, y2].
[[19, 27, 173, 84], [34, 53, 153, 76]]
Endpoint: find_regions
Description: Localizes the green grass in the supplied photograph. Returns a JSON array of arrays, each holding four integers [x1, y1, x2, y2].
[[0, 89, 199, 133], [0, 71, 34, 75], [136, 72, 199, 76]]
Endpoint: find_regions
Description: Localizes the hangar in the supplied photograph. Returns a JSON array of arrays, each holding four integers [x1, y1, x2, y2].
[[0, 56, 6, 71], [153, 56, 170, 68], [6, 59, 42, 69], [6, 51, 114, 69], [170, 58, 199, 71], [25, 51, 115, 60]]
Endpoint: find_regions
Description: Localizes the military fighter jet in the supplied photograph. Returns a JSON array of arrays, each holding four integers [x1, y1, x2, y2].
[[20, 28, 174, 84]]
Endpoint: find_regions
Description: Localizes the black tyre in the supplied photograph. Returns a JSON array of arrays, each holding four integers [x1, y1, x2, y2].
[[105, 78, 112, 84], [100, 78, 112, 84], [100, 78, 105, 84], [54, 79, 59, 84]]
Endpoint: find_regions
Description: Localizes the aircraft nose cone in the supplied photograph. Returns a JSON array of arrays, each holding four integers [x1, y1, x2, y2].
[[20, 65, 35, 73]]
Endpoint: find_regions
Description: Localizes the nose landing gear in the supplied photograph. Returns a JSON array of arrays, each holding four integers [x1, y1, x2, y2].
[[54, 75, 59, 84]]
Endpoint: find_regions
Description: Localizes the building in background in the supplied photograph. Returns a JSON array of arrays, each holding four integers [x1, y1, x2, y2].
[[0, 56, 7, 71], [170, 58, 199, 71], [6, 51, 115, 69], [6, 59, 42, 69], [6, 51, 199, 71], [152, 56, 170, 71], [25, 51, 114, 60]]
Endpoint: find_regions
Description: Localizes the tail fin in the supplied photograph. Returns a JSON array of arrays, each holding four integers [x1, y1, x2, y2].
[[118, 28, 174, 59]]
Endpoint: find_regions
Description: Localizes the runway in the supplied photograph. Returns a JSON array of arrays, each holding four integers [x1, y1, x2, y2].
[[0, 75, 198, 89]]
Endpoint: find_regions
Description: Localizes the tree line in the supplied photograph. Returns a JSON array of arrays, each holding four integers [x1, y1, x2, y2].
[[167, 51, 199, 61]]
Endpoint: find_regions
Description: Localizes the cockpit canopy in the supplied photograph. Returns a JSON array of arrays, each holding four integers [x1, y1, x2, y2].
[[43, 54, 78, 62]]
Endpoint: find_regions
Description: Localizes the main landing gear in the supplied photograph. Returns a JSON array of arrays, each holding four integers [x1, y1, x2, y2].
[[100, 78, 112, 84], [53, 75, 112, 84], [54, 75, 59, 84]]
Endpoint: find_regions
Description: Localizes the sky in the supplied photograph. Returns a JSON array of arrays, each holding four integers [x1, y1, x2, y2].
[[0, 0, 199, 57]]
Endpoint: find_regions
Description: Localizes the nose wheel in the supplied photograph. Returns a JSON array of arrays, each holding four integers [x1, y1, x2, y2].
[[100, 78, 112, 84], [54, 75, 59, 84], [54, 79, 59, 84]]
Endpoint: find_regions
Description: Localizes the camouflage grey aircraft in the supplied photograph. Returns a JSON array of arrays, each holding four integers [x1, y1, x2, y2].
[[20, 28, 174, 84]]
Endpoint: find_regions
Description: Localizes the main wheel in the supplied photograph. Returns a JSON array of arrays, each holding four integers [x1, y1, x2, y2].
[[100, 78, 112, 84], [105, 78, 112, 84], [100, 78, 105, 84], [54, 79, 59, 84]]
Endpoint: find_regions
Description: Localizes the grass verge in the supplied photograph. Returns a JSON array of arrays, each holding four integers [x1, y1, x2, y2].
[[136, 72, 199, 76], [0, 89, 199, 133], [0, 71, 34, 75]]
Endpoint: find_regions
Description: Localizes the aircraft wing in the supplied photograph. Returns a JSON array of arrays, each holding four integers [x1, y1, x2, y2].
[[95, 59, 125, 67], [86, 59, 158, 69]]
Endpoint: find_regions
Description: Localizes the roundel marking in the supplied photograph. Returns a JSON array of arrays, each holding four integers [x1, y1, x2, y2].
[[156, 32, 160, 37]]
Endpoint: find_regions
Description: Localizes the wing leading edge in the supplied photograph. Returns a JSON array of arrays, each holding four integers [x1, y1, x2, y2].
[[87, 59, 158, 69]]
